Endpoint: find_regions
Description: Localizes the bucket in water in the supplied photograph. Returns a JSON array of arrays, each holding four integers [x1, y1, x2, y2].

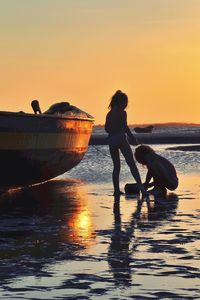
[[124, 183, 140, 194]]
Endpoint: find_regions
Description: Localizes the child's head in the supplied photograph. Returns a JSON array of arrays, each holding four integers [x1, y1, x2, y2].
[[134, 145, 155, 165], [108, 90, 128, 110]]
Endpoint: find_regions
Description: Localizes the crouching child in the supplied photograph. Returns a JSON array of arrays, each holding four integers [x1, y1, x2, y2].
[[134, 145, 178, 196]]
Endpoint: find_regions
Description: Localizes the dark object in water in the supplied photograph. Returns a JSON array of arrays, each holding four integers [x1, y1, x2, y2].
[[166, 145, 200, 152], [134, 125, 154, 133], [0, 101, 94, 189], [124, 183, 140, 194]]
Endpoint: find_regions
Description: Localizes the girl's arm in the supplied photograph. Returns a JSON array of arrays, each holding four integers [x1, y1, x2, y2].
[[105, 121, 109, 133], [105, 113, 110, 133], [122, 111, 138, 145]]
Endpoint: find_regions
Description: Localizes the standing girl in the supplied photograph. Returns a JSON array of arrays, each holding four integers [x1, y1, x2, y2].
[[105, 90, 146, 197]]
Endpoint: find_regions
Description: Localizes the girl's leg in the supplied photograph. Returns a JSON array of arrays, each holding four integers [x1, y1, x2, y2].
[[109, 146, 122, 195], [120, 141, 142, 184], [120, 141, 146, 197]]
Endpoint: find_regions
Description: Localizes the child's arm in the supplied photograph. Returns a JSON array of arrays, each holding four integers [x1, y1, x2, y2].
[[144, 170, 153, 189]]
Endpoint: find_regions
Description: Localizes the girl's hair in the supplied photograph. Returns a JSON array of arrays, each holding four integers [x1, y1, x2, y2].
[[134, 145, 155, 164], [108, 90, 128, 109]]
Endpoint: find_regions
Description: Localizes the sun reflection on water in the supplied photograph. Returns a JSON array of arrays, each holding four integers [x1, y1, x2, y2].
[[67, 207, 95, 247]]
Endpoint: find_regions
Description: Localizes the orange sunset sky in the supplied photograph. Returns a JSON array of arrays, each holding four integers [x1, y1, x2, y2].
[[0, 0, 200, 125]]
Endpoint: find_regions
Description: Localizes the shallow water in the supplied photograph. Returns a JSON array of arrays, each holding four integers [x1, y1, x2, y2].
[[0, 145, 199, 299], [69, 143, 200, 183]]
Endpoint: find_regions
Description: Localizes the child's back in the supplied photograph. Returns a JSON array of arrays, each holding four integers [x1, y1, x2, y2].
[[147, 153, 178, 190], [135, 145, 178, 192]]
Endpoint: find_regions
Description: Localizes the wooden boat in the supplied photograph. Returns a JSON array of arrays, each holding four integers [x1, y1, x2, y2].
[[0, 103, 94, 189], [134, 125, 154, 133]]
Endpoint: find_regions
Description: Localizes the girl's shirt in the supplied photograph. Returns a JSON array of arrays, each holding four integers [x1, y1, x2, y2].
[[105, 107, 138, 146], [105, 108, 127, 135]]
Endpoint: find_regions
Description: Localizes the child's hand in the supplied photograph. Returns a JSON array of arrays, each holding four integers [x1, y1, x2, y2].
[[139, 185, 149, 199]]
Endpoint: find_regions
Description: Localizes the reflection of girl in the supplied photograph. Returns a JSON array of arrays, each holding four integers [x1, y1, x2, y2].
[[105, 90, 146, 197], [135, 145, 179, 195]]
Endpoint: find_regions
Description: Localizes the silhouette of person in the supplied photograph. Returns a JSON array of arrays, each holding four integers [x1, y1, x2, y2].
[[134, 145, 178, 196], [105, 90, 147, 197]]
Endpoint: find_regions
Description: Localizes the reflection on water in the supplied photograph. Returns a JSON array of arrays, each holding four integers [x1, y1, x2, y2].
[[67, 207, 94, 246], [108, 195, 135, 287], [0, 173, 199, 299], [108, 193, 179, 287], [140, 193, 179, 223], [0, 179, 95, 284]]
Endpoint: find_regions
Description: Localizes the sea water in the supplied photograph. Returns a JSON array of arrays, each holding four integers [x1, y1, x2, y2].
[[0, 127, 199, 299]]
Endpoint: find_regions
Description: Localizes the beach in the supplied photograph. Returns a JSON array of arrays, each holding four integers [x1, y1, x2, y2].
[[0, 125, 199, 299], [1, 0, 200, 297]]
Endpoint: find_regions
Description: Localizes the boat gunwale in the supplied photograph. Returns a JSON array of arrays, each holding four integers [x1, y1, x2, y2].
[[0, 111, 94, 122]]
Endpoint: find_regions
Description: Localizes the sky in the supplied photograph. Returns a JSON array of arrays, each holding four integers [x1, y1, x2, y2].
[[0, 0, 200, 124]]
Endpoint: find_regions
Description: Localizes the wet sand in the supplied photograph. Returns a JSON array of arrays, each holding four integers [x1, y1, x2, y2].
[[0, 172, 199, 299]]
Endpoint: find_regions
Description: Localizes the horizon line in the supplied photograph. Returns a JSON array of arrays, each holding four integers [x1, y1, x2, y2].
[[94, 122, 200, 127]]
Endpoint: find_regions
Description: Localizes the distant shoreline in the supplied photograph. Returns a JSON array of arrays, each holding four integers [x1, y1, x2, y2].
[[90, 133, 200, 145]]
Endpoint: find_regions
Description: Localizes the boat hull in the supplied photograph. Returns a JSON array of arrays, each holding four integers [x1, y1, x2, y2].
[[0, 112, 93, 188]]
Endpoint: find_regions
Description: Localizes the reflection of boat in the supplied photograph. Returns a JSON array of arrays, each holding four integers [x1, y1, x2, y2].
[[0, 102, 94, 189], [134, 125, 154, 133]]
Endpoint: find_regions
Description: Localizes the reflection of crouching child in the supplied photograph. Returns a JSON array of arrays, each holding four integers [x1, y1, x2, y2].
[[134, 145, 178, 195]]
